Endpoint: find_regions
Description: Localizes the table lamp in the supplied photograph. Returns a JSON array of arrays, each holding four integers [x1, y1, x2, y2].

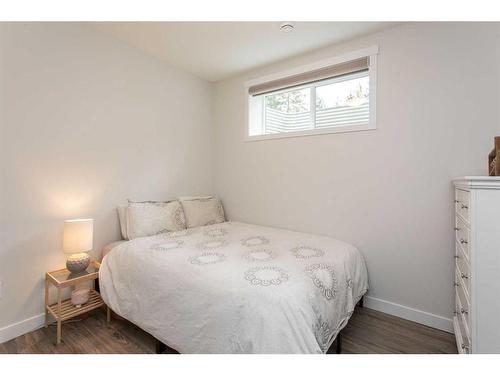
[[63, 218, 93, 273]]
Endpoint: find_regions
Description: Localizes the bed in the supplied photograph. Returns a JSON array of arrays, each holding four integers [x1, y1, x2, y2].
[[99, 221, 368, 354]]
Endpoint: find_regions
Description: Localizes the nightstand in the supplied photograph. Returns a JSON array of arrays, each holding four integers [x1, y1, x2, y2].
[[45, 260, 110, 345]]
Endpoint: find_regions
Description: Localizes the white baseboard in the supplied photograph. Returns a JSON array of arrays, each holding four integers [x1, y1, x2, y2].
[[364, 295, 454, 333], [0, 313, 46, 344], [0, 296, 454, 344]]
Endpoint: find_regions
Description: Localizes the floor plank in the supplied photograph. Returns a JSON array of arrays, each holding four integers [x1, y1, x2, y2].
[[0, 307, 457, 354]]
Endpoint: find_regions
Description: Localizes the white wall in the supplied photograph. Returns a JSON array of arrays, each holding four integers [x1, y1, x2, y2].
[[2, 21, 499, 342], [213, 23, 500, 324], [0, 23, 213, 333]]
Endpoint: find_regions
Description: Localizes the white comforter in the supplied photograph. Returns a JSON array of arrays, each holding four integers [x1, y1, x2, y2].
[[99, 221, 368, 354]]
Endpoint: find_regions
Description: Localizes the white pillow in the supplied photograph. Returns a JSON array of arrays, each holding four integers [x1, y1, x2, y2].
[[179, 195, 213, 200], [117, 205, 129, 240], [179, 197, 225, 228], [126, 200, 186, 239]]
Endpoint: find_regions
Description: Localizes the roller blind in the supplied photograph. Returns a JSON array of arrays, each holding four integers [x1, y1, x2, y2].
[[248, 57, 369, 96]]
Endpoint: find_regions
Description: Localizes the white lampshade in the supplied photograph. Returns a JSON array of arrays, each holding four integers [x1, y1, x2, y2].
[[63, 219, 93, 254]]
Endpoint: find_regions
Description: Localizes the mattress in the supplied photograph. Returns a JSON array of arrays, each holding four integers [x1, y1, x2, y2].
[[99, 221, 368, 353], [102, 240, 128, 259]]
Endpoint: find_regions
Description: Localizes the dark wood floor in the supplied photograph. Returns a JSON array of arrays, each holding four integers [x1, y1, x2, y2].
[[0, 307, 457, 354]]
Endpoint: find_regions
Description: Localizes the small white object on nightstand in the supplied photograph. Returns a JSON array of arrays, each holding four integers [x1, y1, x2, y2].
[[71, 288, 90, 308]]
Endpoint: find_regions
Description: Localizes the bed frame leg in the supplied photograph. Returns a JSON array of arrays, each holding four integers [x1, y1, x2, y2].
[[359, 296, 364, 308], [336, 331, 342, 354], [155, 338, 167, 354]]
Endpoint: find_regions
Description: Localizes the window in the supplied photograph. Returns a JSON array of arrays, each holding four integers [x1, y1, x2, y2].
[[246, 46, 378, 140], [264, 87, 311, 134]]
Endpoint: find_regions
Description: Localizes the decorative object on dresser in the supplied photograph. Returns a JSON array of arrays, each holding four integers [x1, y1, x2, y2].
[[488, 136, 500, 176], [45, 260, 110, 345], [63, 218, 93, 273], [453, 176, 500, 354]]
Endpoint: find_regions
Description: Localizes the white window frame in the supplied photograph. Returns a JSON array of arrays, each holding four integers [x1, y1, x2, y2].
[[244, 45, 378, 142]]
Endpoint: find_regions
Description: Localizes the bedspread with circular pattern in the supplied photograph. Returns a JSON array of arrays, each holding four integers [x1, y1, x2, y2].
[[100, 221, 368, 354]]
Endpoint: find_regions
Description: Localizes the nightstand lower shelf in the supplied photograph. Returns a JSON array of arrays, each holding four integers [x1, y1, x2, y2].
[[45, 261, 110, 345], [47, 290, 104, 321]]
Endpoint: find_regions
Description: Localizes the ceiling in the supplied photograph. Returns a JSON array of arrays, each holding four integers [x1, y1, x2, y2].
[[92, 22, 399, 82]]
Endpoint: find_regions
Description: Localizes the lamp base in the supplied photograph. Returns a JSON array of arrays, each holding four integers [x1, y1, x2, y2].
[[66, 253, 90, 273]]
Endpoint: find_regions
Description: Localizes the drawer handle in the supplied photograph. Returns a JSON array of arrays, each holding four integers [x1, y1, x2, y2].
[[461, 308, 468, 315], [454, 282, 460, 287], [460, 239, 468, 245], [454, 227, 460, 231], [454, 255, 460, 259], [454, 200, 460, 203], [461, 273, 468, 280], [461, 204, 468, 209]]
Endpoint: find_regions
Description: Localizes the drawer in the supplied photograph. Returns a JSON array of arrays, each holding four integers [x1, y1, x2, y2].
[[455, 271, 470, 329], [455, 246, 471, 296], [454, 296, 471, 354], [454, 215, 470, 261], [455, 188, 470, 224]]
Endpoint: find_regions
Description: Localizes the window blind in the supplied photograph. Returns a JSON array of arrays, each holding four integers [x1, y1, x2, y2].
[[248, 57, 369, 97]]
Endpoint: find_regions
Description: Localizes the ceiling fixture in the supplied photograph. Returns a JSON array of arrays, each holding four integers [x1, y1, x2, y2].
[[280, 22, 294, 33]]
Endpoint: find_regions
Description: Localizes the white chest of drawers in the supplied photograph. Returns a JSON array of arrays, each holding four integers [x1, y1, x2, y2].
[[453, 176, 500, 354]]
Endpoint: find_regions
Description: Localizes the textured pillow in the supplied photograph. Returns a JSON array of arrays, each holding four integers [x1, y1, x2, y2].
[[180, 197, 225, 228], [117, 205, 129, 240], [126, 200, 186, 239]]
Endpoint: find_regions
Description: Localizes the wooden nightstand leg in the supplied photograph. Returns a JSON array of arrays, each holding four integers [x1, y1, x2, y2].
[[56, 288, 62, 345], [56, 320, 62, 345], [106, 306, 111, 325], [44, 278, 49, 328]]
